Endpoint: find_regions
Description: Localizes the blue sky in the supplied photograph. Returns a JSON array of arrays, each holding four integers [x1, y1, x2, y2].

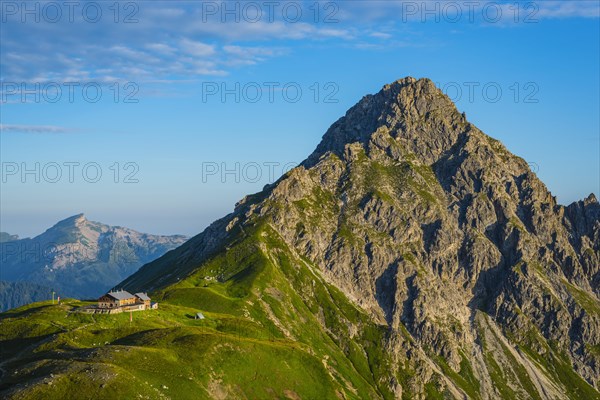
[[1, 0, 599, 238]]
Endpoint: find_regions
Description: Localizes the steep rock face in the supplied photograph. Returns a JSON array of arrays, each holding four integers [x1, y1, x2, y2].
[[123, 78, 600, 398], [564, 194, 600, 294], [0, 214, 187, 302]]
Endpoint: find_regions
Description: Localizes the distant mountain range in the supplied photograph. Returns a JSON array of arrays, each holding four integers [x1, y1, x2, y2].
[[0, 281, 54, 311], [0, 214, 187, 310], [0, 232, 19, 243]]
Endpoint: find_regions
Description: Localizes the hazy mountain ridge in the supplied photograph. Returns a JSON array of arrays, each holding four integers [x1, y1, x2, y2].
[[0, 233, 19, 243], [0, 281, 53, 312], [0, 214, 188, 303]]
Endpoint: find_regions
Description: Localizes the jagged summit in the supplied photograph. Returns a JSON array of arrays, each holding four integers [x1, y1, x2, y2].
[[586, 193, 598, 204], [53, 213, 87, 227], [305, 77, 467, 167]]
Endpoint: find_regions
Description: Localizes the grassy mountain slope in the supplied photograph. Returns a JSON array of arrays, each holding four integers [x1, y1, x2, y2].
[[2, 219, 598, 399], [0, 223, 395, 399]]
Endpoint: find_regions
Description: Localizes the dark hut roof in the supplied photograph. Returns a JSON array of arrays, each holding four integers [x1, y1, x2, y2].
[[135, 293, 151, 301], [106, 290, 135, 300]]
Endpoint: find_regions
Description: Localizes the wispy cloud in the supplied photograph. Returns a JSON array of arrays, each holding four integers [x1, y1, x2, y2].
[[369, 32, 393, 40], [223, 45, 288, 66], [537, 1, 600, 18], [0, 1, 365, 85], [180, 39, 216, 57], [0, 124, 77, 134], [1, 1, 596, 87], [337, 0, 600, 23]]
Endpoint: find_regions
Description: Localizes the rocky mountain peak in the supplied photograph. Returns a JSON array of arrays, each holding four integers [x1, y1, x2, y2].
[[305, 77, 466, 166], [585, 192, 598, 205], [53, 213, 87, 228]]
